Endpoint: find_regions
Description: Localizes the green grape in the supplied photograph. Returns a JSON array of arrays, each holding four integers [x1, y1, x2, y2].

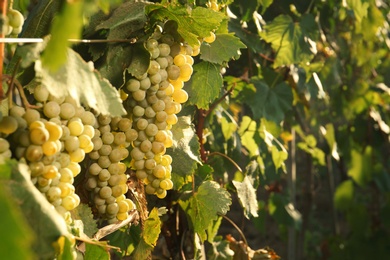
[[126, 79, 141, 93], [7, 9, 24, 28], [132, 90, 146, 102], [99, 169, 111, 181], [68, 120, 84, 136], [62, 195, 78, 211], [0, 116, 18, 134], [102, 132, 114, 145], [98, 114, 111, 125], [33, 85, 49, 102], [167, 65, 181, 80], [148, 60, 160, 75], [43, 101, 61, 118], [99, 186, 112, 199], [109, 148, 122, 163], [45, 122, 63, 141], [64, 136, 80, 152], [98, 155, 111, 168], [132, 106, 145, 117], [25, 145, 43, 162], [46, 187, 62, 202], [60, 103, 76, 120]]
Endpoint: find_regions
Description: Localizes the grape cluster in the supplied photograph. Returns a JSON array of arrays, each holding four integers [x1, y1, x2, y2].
[[3, 85, 97, 224], [84, 114, 136, 223], [4, 8, 24, 36], [123, 27, 199, 198]]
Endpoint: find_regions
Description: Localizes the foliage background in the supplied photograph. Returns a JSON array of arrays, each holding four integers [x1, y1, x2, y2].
[[1, 0, 390, 259]]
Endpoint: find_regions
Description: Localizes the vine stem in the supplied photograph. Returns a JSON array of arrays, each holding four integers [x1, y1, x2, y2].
[[208, 152, 243, 173], [196, 83, 238, 163], [0, 0, 7, 100], [220, 214, 248, 250]]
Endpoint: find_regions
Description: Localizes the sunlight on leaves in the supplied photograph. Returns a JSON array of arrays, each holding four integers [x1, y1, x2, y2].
[[35, 49, 126, 116]]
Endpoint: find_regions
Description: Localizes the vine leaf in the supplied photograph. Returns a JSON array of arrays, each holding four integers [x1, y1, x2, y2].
[[248, 78, 293, 123], [168, 115, 201, 177], [200, 33, 246, 64], [179, 181, 231, 241], [84, 243, 110, 260], [334, 180, 355, 211], [41, 1, 83, 72], [232, 176, 259, 219], [238, 116, 259, 157], [186, 61, 223, 109], [146, 5, 225, 46], [5, 161, 70, 259], [35, 49, 126, 116], [126, 43, 151, 78], [95, 1, 148, 40], [207, 237, 234, 260], [269, 193, 302, 228], [71, 203, 98, 238], [0, 161, 34, 260], [348, 147, 373, 186], [260, 14, 318, 68], [133, 208, 161, 259]]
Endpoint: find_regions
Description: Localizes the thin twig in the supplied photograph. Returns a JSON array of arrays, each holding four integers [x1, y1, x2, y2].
[[220, 214, 248, 248], [180, 229, 187, 260], [208, 151, 243, 173], [204, 83, 237, 117]]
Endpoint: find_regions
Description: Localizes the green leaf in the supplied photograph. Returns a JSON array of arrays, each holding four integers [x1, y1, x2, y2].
[[143, 208, 162, 247], [207, 237, 234, 260], [260, 14, 318, 67], [95, 1, 148, 40], [7, 162, 69, 259], [71, 203, 98, 238], [238, 116, 259, 157], [259, 0, 274, 14], [186, 61, 223, 109], [179, 181, 231, 241], [221, 117, 237, 141], [35, 49, 126, 116], [207, 217, 222, 243], [126, 43, 151, 78], [41, 1, 83, 72], [271, 146, 288, 170], [167, 115, 201, 177], [323, 123, 340, 160], [0, 164, 35, 260], [334, 180, 355, 211], [132, 208, 161, 259], [268, 193, 301, 228], [232, 176, 259, 218], [200, 33, 246, 64], [84, 243, 110, 260], [348, 147, 373, 186], [146, 5, 225, 46], [346, 0, 369, 23], [248, 78, 293, 123]]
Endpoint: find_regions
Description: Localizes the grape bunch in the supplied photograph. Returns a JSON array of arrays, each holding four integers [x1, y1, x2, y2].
[[3, 8, 24, 36], [123, 26, 200, 198], [3, 85, 97, 224], [84, 114, 136, 223]]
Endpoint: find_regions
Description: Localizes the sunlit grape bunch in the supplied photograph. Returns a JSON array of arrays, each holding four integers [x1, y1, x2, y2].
[[85, 114, 135, 223], [3, 85, 97, 224], [122, 24, 201, 198]]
